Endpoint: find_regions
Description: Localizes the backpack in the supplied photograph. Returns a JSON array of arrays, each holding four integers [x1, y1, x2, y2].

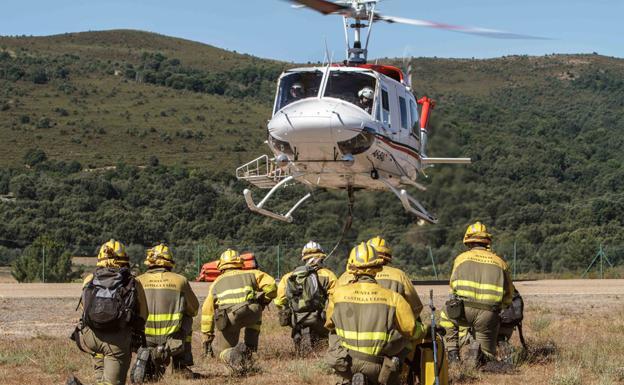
[[286, 265, 325, 313], [81, 267, 137, 330], [500, 290, 524, 328]]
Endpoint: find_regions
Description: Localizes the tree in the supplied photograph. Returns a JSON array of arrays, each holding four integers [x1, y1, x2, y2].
[[23, 148, 47, 167], [11, 236, 77, 282]]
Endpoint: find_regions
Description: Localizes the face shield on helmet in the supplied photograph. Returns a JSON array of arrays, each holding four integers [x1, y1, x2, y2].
[[463, 221, 492, 247], [97, 239, 129, 268], [144, 243, 175, 269]]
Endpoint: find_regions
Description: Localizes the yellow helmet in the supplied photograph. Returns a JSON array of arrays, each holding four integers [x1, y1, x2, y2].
[[144, 243, 174, 269], [367, 236, 392, 262], [301, 241, 326, 262], [97, 239, 129, 268], [463, 221, 492, 247], [347, 242, 383, 276], [217, 249, 243, 271]]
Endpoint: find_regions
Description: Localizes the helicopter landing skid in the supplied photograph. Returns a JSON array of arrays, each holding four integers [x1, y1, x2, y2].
[[380, 179, 438, 224], [243, 175, 311, 223]]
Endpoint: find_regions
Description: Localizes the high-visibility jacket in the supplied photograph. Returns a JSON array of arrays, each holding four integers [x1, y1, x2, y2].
[[201, 268, 277, 335], [83, 271, 149, 323], [136, 267, 199, 344], [274, 267, 337, 308], [449, 247, 513, 308], [338, 265, 423, 317], [325, 276, 416, 357]]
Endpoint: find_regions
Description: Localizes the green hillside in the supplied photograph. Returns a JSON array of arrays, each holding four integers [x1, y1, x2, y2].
[[1, 30, 623, 280]]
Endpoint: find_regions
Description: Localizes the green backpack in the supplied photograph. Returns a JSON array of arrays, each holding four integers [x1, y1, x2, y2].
[[285, 265, 325, 313]]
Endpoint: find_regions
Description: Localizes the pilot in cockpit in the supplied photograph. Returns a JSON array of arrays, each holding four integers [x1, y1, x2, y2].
[[290, 82, 305, 101], [357, 87, 374, 114]]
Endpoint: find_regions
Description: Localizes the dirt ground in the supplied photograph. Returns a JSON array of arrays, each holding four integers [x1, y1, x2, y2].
[[1, 280, 623, 385]]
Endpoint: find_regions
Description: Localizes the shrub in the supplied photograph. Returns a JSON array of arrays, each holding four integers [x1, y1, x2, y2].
[[11, 236, 77, 282], [23, 148, 47, 167]]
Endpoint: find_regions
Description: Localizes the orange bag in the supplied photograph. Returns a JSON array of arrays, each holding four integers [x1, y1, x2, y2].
[[196, 252, 258, 282]]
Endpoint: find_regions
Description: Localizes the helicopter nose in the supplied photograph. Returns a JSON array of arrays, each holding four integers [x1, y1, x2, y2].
[[268, 99, 370, 147]]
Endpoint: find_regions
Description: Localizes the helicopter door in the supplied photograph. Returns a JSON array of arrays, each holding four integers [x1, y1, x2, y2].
[[398, 93, 409, 140], [380, 86, 392, 133]]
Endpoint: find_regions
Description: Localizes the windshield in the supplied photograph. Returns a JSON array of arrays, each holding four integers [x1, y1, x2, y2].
[[324, 71, 377, 114], [275, 71, 323, 112]]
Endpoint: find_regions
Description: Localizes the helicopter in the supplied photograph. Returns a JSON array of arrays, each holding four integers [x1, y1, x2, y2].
[[236, 0, 540, 224]]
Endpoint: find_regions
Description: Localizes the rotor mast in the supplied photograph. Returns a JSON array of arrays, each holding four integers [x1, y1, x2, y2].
[[343, 0, 376, 64]]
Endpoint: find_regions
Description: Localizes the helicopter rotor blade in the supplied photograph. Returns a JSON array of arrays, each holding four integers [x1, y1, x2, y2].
[[375, 14, 548, 40], [288, 0, 351, 15]]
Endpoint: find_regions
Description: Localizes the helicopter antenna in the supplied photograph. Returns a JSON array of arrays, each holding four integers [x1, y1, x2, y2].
[[323, 37, 331, 66]]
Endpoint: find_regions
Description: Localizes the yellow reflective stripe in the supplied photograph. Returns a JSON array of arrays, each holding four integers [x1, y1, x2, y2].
[[147, 312, 182, 322], [336, 328, 390, 342], [451, 280, 503, 293], [340, 341, 382, 356], [145, 324, 180, 336], [217, 296, 249, 305], [217, 286, 254, 298], [454, 289, 502, 302]]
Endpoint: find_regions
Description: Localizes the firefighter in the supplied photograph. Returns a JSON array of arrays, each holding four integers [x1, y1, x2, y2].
[[68, 240, 148, 385], [441, 221, 513, 365], [274, 241, 337, 354], [201, 249, 277, 375], [325, 243, 416, 385], [132, 244, 199, 381], [338, 236, 424, 321]]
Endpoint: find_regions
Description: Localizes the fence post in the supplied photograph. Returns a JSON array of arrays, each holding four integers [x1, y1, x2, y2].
[[196, 245, 201, 277], [42, 246, 45, 283], [513, 241, 517, 279], [428, 246, 438, 280], [276, 244, 281, 279]]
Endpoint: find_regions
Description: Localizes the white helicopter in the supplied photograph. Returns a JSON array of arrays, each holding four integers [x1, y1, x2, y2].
[[236, 0, 539, 224]]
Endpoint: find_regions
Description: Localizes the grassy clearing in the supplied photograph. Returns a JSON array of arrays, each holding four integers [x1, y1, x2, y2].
[[2, 297, 624, 385]]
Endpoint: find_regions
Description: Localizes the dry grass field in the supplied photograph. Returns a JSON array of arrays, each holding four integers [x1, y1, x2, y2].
[[1, 280, 623, 385]]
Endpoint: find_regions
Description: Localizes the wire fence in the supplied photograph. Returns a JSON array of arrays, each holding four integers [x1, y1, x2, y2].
[[1, 238, 623, 282]]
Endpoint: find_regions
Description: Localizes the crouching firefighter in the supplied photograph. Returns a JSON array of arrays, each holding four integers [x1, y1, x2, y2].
[[325, 243, 416, 385], [68, 239, 148, 385], [275, 241, 337, 354], [130, 244, 200, 382], [440, 222, 513, 366], [201, 249, 277, 375]]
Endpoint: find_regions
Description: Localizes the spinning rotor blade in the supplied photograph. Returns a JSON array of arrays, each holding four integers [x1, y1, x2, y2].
[[288, 0, 350, 15], [375, 14, 548, 40]]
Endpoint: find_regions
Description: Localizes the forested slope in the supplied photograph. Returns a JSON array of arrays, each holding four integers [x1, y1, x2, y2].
[[1, 31, 623, 280]]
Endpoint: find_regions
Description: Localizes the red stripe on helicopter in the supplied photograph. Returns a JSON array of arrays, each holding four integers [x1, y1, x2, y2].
[[375, 134, 422, 161]]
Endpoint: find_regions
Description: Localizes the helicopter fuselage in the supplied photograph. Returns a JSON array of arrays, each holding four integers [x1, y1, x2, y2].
[[268, 64, 423, 191]]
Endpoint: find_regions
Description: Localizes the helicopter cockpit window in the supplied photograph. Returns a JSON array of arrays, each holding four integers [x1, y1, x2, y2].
[[275, 71, 323, 112], [409, 99, 419, 138], [324, 71, 377, 114]]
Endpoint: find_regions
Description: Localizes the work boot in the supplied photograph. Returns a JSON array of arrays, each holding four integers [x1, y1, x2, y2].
[[351, 372, 367, 385], [223, 342, 249, 376], [447, 350, 460, 364], [465, 341, 483, 369], [66, 375, 83, 385]]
